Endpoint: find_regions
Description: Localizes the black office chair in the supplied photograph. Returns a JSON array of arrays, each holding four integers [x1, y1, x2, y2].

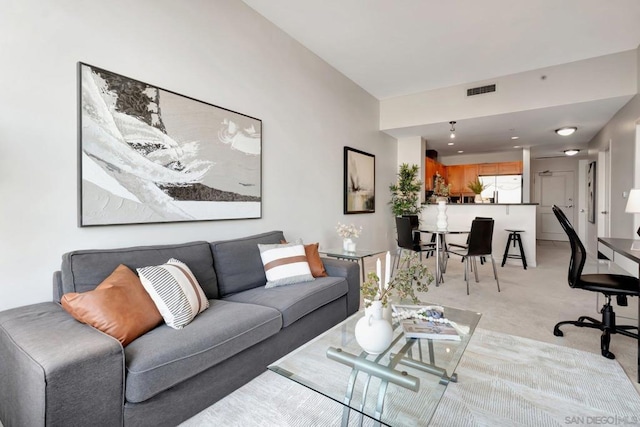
[[394, 216, 436, 272], [447, 218, 500, 295], [552, 205, 639, 359]]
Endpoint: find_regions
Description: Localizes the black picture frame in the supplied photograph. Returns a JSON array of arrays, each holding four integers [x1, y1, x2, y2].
[[588, 161, 596, 224], [344, 147, 375, 214], [78, 62, 262, 226]]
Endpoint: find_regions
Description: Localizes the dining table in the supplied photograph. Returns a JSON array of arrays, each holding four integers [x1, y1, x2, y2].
[[418, 226, 470, 285]]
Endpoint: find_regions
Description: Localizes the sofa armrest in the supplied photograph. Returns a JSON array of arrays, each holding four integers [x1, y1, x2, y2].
[[321, 258, 360, 315], [0, 302, 124, 427]]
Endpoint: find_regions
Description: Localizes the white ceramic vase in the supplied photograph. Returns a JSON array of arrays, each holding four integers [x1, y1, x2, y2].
[[355, 300, 393, 355], [474, 194, 483, 203], [436, 200, 448, 229], [343, 238, 356, 252]]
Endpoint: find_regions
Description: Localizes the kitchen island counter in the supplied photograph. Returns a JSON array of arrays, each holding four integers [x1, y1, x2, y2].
[[421, 203, 537, 267]]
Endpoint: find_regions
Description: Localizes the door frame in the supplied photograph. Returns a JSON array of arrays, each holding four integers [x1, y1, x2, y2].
[[597, 140, 612, 238], [578, 159, 588, 244]]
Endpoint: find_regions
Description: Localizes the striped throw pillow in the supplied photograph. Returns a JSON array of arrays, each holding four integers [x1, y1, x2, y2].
[[137, 258, 209, 329], [258, 243, 314, 288]]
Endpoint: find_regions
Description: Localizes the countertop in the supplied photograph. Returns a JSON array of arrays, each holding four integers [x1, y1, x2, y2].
[[422, 203, 538, 206]]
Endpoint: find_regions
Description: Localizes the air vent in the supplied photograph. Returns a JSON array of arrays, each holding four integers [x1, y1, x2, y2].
[[467, 84, 496, 97]]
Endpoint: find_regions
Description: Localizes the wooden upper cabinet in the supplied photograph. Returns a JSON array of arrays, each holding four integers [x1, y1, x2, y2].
[[463, 164, 479, 191], [477, 161, 523, 176], [477, 163, 498, 175], [425, 157, 447, 190], [498, 161, 523, 175], [446, 165, 465, 194]]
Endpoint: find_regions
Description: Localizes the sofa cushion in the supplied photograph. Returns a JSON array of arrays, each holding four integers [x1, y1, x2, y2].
[[222, 276, 348, 327], [124, 299, 282, 403], [258, 243, 314, 288], [61, 264, 162, 346], [210, 231, 285, 297], [137, 259, 209, 329], [59, 241, 218, 300]]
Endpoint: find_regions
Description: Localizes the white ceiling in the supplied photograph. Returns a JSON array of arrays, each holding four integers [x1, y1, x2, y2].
[[242, 0, 640, 159]]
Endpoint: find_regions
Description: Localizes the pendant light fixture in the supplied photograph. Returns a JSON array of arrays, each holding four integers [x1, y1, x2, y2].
[[449, 121, 456, 139]]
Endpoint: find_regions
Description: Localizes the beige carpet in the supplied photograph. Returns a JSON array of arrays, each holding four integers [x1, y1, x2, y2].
[[182, 328, 640, 426]]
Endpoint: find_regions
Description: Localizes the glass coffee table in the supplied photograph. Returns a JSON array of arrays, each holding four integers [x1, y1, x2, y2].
[[268, 304, 481, 426]]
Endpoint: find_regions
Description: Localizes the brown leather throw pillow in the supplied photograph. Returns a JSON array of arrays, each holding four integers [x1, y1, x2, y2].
[[280, 240, 327, 278], [61, 264, 162, 346], [304, 243, 328, 278]]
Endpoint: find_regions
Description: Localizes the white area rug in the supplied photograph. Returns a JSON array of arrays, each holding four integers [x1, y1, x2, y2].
[[181, 329, 640, 426]]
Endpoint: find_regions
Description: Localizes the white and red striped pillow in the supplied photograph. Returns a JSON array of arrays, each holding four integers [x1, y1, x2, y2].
[[258, 243, 314, 288], [137, 258, 209, 329]]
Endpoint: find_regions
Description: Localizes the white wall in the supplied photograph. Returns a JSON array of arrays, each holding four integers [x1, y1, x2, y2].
[[588, 94, 640, 245], [0, 0, 397, 311]]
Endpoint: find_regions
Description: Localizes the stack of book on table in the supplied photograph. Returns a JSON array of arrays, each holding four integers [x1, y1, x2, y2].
[[392, 304, 461, 341]]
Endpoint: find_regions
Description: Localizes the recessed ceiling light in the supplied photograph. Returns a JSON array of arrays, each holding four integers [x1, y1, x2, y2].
[[447, 142, 454, 146], [556, 127, 577, 136], [511, 136, 519, 140], [513, 145, 521, 149], [564, 149, 580, 156], [457, 150, 464, 153]]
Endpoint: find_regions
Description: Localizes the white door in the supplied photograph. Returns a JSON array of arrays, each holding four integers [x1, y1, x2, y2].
[[534, 171, 575, 241]]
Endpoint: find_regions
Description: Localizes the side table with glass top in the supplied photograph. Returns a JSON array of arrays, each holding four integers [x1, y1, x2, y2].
[[319, 248, 386, 281], [268, 304, 481, 426]]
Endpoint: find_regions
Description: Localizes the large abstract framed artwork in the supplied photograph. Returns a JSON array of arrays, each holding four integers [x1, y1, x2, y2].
[[588, 161, 596, 224], [344, 147, 375, 214], [78, 63, 262, 226]]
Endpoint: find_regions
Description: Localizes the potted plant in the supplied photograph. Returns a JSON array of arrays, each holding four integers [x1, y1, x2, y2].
[[361, 251, 433, 308], [389, 163, 422, 217], [467, 176, 487, 203], [335, 222, 362, 252], [433, 172, 451, 202]]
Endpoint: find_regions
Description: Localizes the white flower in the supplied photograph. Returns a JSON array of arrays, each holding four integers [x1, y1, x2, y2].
[[336, 222, 363, 238]]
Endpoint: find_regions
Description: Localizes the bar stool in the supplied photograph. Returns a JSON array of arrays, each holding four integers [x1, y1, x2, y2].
[[502, 229, 527, 269]]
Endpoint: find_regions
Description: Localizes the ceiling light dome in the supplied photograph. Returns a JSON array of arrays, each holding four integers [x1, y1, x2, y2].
[[556, 127, 577, 136], [564, 149, 580, 156]]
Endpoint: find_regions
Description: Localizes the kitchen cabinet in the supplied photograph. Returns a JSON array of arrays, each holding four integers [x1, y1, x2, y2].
[[425, 157, 446, 190], [477, 163, 498, 175], [498, 161, 523, 175], [478, 161, 523, 176], [463, 164, 479, 192], [446, 165, 465, 194]]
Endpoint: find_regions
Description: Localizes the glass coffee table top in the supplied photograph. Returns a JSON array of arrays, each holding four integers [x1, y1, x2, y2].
[[268, 304, 481, 426]]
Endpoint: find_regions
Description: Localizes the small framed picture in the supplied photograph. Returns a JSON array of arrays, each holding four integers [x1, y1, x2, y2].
[[344, 147, 375, 214]]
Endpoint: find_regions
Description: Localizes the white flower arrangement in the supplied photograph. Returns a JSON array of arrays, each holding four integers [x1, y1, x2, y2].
[[335, 222, 363, 239]]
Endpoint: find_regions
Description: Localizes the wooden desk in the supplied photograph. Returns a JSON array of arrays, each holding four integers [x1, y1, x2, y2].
[[597, 237, 640, 382]]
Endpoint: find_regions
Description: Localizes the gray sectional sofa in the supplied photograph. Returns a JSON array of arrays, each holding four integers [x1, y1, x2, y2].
[[0, 231, 360, 426]]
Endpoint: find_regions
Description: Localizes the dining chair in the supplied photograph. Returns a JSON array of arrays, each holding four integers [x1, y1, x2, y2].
[[402, 214, 435, 257], [394, 216, 436, 273], [552, 205, 639, 359], [447, 218, 500, 295], [449, 216, 492, 265]]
